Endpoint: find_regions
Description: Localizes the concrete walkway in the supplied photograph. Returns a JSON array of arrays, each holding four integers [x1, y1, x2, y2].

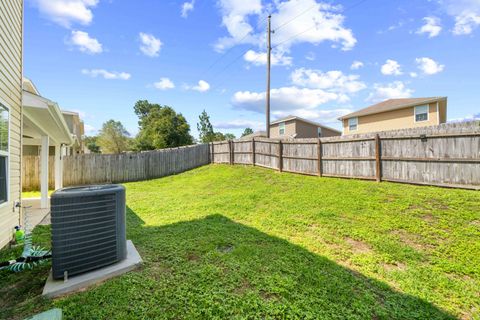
[[22, 198, 51, 230]]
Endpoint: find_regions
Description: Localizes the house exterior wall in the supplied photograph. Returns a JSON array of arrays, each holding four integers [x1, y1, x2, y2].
[[270, 120, 297, 138], [295, 121, 318, 138], [342, 102, 446, 135], [0, 0, 23, 248], [294, 121, 340, 138], [319, 126, 341, 138]]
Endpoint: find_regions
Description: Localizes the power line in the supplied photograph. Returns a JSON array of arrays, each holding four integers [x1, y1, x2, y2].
[[273, 3, 317, 32], [272, 0, 369, 50], [208, 0, 369, 84], [199, 1, 313, 79], [198, 15, 269, 79]]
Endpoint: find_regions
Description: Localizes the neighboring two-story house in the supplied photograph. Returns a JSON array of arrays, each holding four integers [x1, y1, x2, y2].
[[269, 115, 341, 139], [339, 97, 447, 135]]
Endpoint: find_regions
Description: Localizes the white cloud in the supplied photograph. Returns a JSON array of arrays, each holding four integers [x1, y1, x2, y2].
[[215, 0, 356, 54], [377, 19, 411, 34], [415, 57, 445, 75], [410, 72, 418, 78], [350, 60, 364, 70], [367, 81, 414, 102], [70, 30, 102, 54], [270, 0, 356, 51], [187, 80, 210, 92], [291, 68, 366, 93], [181, 0, 195, 18], [453, 12, 480, 35], [139, 33, 162, 57], [417, 16, 442, 37], [440, 0, 480, 35], [243, 49, 292, 66], [81, 69, 131, 80], [214, 0, 263, 51], [153, 78, 175, 90], [381, 59, 402, 76], [232, 87, 345, 113], [214, 119, 264, 130], [31, 0, 99, 28]]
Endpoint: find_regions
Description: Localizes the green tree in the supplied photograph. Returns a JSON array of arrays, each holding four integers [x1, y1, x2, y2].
[[84, 136, 100, 153], [97, 120, 130, 154], [224, 133, 236, 140], [241, 128, 254, 137], [134, 100, 193, 150], [197, 110, 215, 143]]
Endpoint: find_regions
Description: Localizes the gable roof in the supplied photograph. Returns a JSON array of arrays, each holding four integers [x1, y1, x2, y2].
[[270, 115, 341, 133], [239, 131, 267, 140], [338, 97, 447, 120]]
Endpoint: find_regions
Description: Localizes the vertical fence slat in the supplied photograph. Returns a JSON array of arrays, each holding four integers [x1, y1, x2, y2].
[[317, 139, 322, 177], [278, 140, 283, 172], [252, 138, 256, 166], [375, 134, 382, 182]]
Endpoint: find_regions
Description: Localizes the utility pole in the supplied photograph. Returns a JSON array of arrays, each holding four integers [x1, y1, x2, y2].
[[266, 15, 272, 138]]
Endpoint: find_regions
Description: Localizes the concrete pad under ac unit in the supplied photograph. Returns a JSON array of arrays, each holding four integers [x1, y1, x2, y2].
[[42, 240, 142, 298]]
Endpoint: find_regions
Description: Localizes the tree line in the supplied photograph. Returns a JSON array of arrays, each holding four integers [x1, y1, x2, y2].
[[85, 100, 255, 154]]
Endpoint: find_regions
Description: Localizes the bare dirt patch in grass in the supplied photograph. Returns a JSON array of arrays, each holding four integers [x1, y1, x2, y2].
[[382, 262, 407, 272], [187, 252, 200, 262], [470, 220, 480, 227], [234, 279, 252, 295], [345, 237, 372, 254], [421, 213, 438, 224], [391, 230, 434, 251], [259, 290, 279, 301]]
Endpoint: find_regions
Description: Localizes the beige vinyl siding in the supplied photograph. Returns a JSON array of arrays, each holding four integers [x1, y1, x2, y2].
[[0, 0, 23, 248], [270, 120, 297, 138], [343, 103, 444, 135]]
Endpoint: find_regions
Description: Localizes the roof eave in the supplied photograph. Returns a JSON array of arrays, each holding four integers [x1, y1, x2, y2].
[[338, 97, 448, 120]]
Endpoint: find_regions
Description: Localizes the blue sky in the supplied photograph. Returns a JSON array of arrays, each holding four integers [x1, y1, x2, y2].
[[24, 0, 480, 138]]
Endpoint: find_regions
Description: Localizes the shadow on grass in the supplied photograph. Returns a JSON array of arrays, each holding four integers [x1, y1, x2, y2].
[[0, 207, 457, 319], [122, 207, 456, 320]]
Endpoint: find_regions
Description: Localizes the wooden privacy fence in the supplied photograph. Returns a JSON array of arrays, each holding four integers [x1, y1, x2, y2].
[[22, 144, 210, 190], [22, 156, 56, 191], [211, 121, 480, 190]]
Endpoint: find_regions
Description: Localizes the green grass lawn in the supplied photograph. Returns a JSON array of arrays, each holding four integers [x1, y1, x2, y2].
[[22, 190, 53, 198], [1, 164, 479, 319]]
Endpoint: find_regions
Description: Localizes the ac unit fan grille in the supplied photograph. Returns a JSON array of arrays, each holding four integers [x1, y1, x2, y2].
[[51, 186, 126, 279]]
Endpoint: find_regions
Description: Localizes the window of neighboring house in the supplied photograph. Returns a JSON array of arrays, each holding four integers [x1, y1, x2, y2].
[[415, 105, 429, 122], [0, 103, 9, 204], [317, 127, 322, 137], [348, 117, 358, 131], [279, 122, 285, 135]]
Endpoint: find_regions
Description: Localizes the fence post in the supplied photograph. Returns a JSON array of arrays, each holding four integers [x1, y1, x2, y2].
[[375, 134, 382, 182], [229, 140, 234, 165], [278, 140, 283, 172], [208, 141, 215, 163], [252, 138, 256, 166], [317, 138, 322, 177]]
